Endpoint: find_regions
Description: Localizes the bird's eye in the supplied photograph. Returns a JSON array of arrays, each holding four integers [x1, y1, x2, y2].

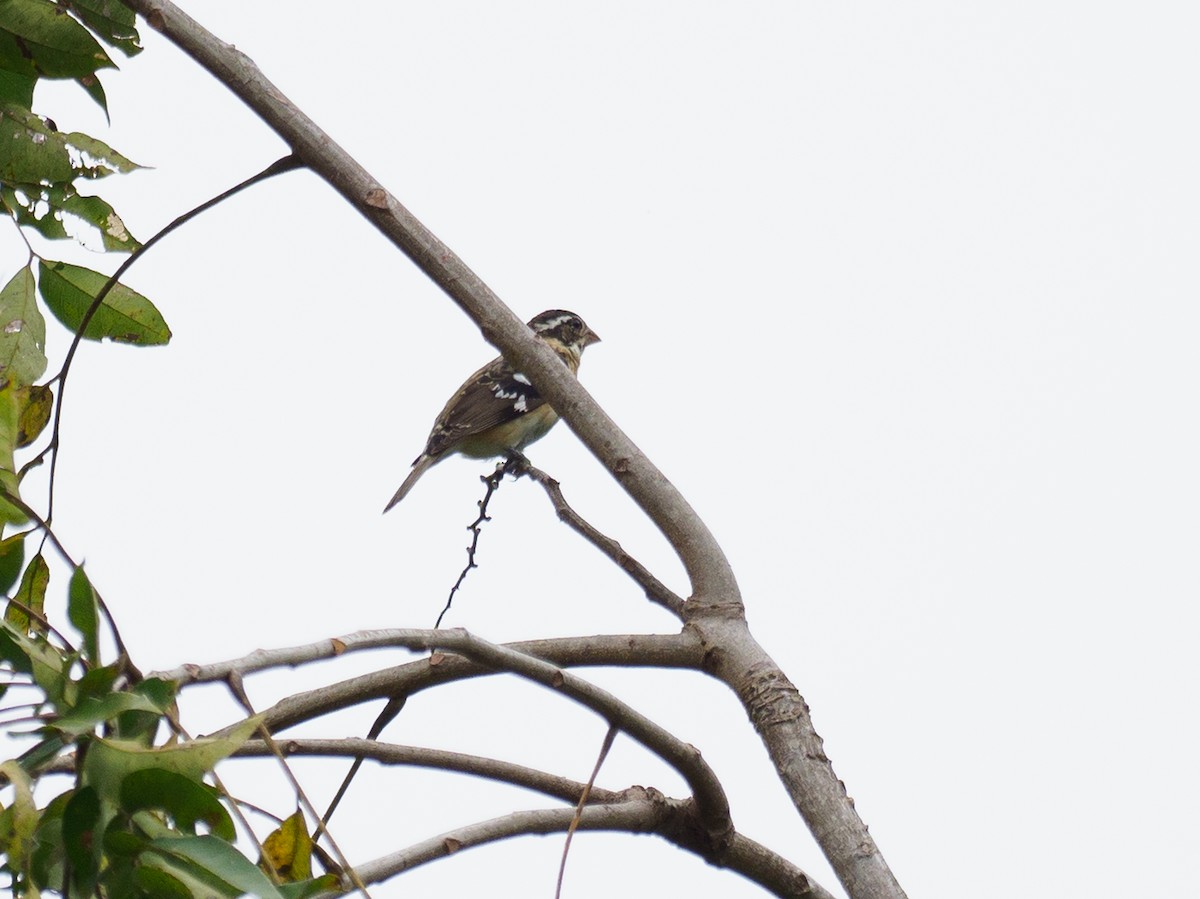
[[568, 317, 582, 330]]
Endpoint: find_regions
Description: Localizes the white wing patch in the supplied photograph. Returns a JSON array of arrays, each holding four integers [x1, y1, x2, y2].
[[492, 384, 529, 412]]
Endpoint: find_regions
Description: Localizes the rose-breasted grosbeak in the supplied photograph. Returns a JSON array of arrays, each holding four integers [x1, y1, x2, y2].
[[384, 310, 601, 511]]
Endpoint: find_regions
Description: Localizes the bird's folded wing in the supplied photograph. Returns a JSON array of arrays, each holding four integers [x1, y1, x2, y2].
[[422, 357, 548, 457]]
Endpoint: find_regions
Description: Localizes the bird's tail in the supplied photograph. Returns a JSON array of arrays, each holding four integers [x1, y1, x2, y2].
[[383, 454, 437, 512]]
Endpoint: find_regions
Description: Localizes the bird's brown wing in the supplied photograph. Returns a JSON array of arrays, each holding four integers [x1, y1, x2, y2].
[[419, 356, 548, 459]]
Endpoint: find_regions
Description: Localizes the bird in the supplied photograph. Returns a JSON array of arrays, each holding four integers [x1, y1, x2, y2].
[[383, 310, 601, 511]]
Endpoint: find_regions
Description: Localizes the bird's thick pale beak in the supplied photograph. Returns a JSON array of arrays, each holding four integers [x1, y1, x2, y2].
[[583, 327, 601, 346]]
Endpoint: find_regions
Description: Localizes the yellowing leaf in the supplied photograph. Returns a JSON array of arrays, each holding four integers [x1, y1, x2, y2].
[[0, 380, 27, 525], [16, 383, 52, 447], [259, 809, 313, 882]]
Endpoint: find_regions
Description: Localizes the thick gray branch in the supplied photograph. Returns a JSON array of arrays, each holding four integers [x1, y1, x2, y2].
[[118, 3, 906, 896], [123, 0, 738, 607]]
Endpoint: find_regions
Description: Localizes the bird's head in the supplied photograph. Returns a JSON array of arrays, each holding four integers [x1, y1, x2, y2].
[[528, 310, 601, 367]]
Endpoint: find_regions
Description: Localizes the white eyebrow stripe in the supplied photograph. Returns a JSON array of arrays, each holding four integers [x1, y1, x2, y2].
[[534, 314, 574, 331]]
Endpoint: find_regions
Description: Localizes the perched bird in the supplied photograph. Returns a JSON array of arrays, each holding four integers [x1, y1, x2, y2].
[[384, 310, 601, 511]]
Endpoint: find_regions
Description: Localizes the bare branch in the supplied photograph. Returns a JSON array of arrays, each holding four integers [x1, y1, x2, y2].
[[152, 630, 701, 687], [236, 737, 622, 807], [209, 628, 729, 842], [515, 460, 685, 616], [346, 795, 836, 899]]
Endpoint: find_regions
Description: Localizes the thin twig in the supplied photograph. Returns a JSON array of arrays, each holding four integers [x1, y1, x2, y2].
[[224, 673, 370, 897], [512, 459, 685, 616], [435, 459, 506, 628], [312, 696, 404, 844], [556, 724, 617, 899], [36, 154, 303, 522]]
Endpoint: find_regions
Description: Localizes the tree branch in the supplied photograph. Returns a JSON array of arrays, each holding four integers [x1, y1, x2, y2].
[[120, 0, 739, 608], [515, 459, 685, 616], [236, 737, 623, 807], [118, 3, 907, 896], [345, 795, 836, 899], [152, 630, 701, 687], [208, 628, 730, 843]]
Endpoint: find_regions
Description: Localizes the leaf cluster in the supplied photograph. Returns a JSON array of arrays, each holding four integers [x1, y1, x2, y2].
[[0, 0, 144, 253], [0, 7, 326, 897], [0, 561, 337, 898], [0, 3, 172, 522]]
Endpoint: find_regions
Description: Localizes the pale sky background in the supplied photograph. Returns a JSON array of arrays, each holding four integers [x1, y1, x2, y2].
[[3, 2, 1198, 897]]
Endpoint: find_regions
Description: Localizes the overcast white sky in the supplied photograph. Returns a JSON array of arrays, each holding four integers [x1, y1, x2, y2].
[[3, 2, 1198, 897]]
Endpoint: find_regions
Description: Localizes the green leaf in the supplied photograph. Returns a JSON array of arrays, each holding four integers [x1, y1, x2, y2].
[[132, 676, 176, 711], [2, 183, 70, 241], [59, 128, 142, 177], [16, 732, 66, 773], [102, 823, 146, 856], [50, 691, 161, 738], [0, 0, 116, 79], [0, 67, 33, 107], [0, 104, 73, 182], [51, 190, 138, 250], [76, 658, 118, 697], [30, 789, 71, 891], [0, 618, 32, 671], [38, 259, 170, 345], [260, 810, 313, 883], [0, 105, 141, 201], [16, 381, 51, 447], [62, 785, 102, 893], [61, 0, 141, 57], [83, 715, 263, 799], [74, 69, 107, 120], [5, 183, 139, 252], [0, 28, 37, 78], [0, 106, 141, 180], [0, 266, 47, 385], [121, 770, 236, 841], [0, 529, 23, 593], [115, 676, 175, 742], [0, 384, 23, 524], [5, 551, 47, 632], [67, 563, 99, 663], [133, 863, 195, 898], [0, 760, 40, 876], [0, 614, 74, 706], [149, 835, 288, 899]]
